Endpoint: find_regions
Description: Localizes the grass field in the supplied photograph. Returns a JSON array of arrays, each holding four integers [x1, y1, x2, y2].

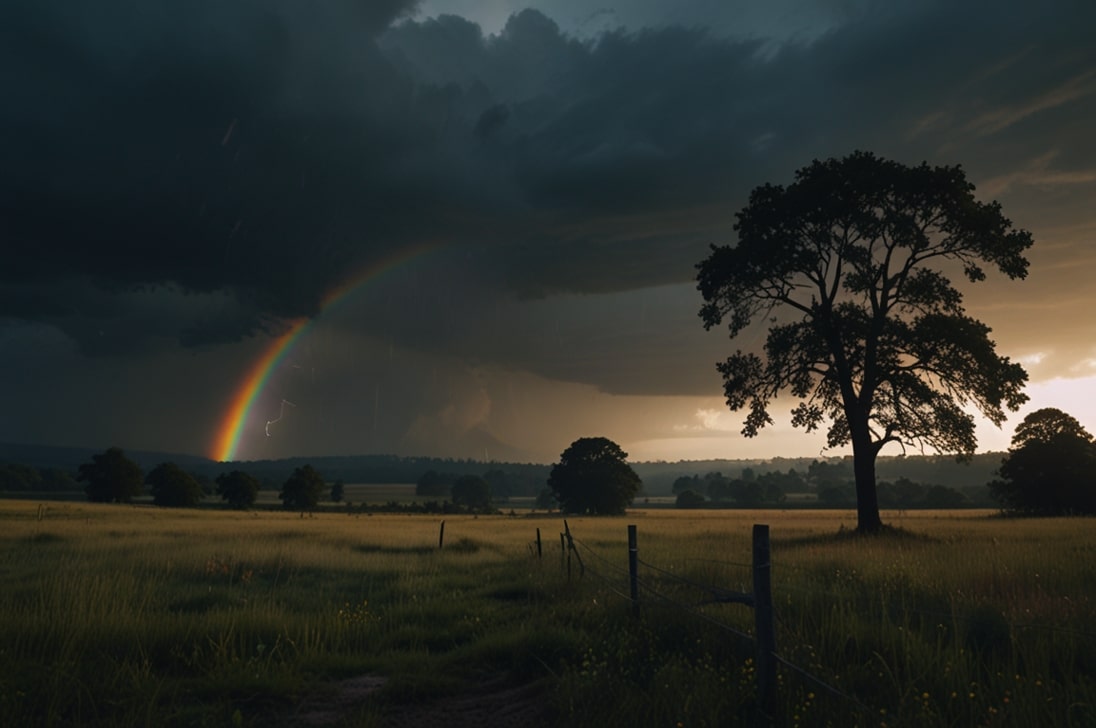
[[0, 501, 1092, 726]]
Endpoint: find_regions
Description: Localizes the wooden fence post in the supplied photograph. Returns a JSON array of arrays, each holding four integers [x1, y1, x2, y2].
[[563, 520, 584, 577], [561, 532, 568, 576], [752, 524, 777, 721], [438, 520, 445, 550], [628, 524, 639, 618], [536, 527, 542, 558]]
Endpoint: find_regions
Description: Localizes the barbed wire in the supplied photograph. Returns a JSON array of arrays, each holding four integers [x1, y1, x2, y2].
[[566, 531, 757, 641], [570, 535, 632, 577], [636, 556, 756, 605], [684, 556, 755, 570], [633, 576, 756, 642]]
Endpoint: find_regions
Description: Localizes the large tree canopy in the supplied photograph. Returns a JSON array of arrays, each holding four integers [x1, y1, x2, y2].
[[697, 151, 1032, 532], [146, 462, 203, 508], [216, 470, 260, 509], [548, 437, 642, 515], [78, 447, 144, 503], [989, 408, 1096, 515], [279, 464, 326, 511]]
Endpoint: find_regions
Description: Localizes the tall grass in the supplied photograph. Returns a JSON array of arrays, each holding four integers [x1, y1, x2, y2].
[[0, 502, 1092, 726]]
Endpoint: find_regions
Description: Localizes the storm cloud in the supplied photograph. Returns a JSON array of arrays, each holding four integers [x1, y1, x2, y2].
[[3, 0, 1095, 460]]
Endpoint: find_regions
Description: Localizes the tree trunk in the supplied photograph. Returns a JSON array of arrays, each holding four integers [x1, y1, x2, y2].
[[850, 420, 884, 533]]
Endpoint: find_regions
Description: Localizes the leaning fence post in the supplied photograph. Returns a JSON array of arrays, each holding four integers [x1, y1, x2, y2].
[[628, 524, 639, 618], [563, 520, 584, 577], [753, 524, 777, 721], [438, 520, 445, 550]]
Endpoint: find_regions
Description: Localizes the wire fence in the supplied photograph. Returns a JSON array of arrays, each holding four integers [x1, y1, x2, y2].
[[548, 519, 1094, 723], [564, 522, 865, 719]]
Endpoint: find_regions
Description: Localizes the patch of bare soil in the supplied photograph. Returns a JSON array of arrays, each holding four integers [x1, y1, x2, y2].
[[292, 674, 553, 727], [293, 675, 388, 726], [378, 676, 552, 728]]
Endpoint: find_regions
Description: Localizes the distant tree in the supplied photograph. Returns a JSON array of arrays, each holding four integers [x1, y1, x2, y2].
[[877, 477, 926, 509], [989, 408, 1096, 515], [482, 469, 512, 500], [330, 479, 345, 503], [731, 479, 765, 508], [191, 472, 216, 497], [807, 459, 853, 491], [0, 462, 42, 491], [38, 467, 78, 492], [922, 484, 969, 509], [146, 462, 203, 507], [216, 470, 260, 509], [280, 465, 326, 510], [758, 469, 804, 495], [451, 474, 492, 510], [698, 152, 1032, 532], [535, 487, 557, 511], [676, 489, 707, 508], [818, 485, 856, 507], [416, 470, 453, 497], [704, 472, 734, 501], [548, 437, 642, 515], [763, 482, 786, 504], [672, 475, 700, 494], [78, 447, 144, 503]]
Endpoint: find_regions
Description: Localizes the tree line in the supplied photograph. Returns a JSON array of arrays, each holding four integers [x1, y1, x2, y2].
[[62, 446, 338, 511], [4, 406, 1092, 518]]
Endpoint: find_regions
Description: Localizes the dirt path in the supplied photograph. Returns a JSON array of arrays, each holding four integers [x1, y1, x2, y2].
[[293, 673, 553, 727]]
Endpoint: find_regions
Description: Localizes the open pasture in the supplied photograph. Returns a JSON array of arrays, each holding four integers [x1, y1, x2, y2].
[[0, 502, 1092, 726]]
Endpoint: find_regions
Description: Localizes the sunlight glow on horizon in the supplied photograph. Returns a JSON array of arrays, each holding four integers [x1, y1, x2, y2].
[[627, 374, 1096, 463]]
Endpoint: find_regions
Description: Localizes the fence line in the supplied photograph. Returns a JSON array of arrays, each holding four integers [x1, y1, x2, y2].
[[559, 521, 937, 722], [565, 522, 780, 719], [551, 519, 1092, 723]]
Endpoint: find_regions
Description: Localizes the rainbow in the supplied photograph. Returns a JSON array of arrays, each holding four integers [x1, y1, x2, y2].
[[210, 245, 435, 462]]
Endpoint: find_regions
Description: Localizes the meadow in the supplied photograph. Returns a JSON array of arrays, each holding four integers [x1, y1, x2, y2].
[[0, 500, 1092, 727]]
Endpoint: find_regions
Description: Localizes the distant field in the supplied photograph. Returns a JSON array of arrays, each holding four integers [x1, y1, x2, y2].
[[1, 502, 1092, 726], [253, 483, 419, 507]]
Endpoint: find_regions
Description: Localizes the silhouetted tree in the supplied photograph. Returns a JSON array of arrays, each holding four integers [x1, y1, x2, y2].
[[280, 464, 326, 510], [672, 475, 700, 494], [216, 470, 260, 509], [78, 447, 143, 503], [730, 479, 765, 507], [451, 474, 491, 510], [482, 469, 512, 500], [38, 467, 78, 492], [697, 151, 1032, 532], [548, 437, 642, 515], [922, 484, 968, 509], [330, 479, 345, 503], [146, 462, 203, 507], [0, 462, 41, 491], [192, 472, 215, 497], [704, 472, 734, 501], [676, 489, 706, 508], [989, 408, 1096, 515], [415, 470, 453, 497], [535, 487, 557, 511], [763, 482, 786, 504], [818, 485, 855, 507]]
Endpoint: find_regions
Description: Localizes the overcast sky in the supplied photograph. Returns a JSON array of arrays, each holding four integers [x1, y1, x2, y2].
[[3, 0, 1095, 464]]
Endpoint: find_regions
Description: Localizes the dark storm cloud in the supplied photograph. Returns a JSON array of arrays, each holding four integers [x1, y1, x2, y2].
[[3, 0, 1094, 388], [2, 0, 424, 347]]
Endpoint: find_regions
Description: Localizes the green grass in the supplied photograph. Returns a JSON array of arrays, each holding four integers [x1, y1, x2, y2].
[[0, 502, 1092, 726]]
